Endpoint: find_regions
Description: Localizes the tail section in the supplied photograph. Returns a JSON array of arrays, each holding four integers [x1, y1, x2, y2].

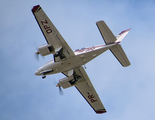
[[110, 44, 130, 67], [96, 20, 131, 67], [115, 28, 131, 43]]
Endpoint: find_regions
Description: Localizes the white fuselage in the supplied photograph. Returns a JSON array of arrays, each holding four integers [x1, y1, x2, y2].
[[35, 43, 116, 76]]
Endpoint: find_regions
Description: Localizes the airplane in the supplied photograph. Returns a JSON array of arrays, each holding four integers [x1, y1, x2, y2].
[[32, 5, 131, 114]]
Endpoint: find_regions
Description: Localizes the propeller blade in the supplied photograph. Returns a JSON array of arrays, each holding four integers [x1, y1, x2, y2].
[[59, 86, 64, 95], [56, 83, 64, 95], [35, 51, 40, 61], [34, 53, 39, 61]]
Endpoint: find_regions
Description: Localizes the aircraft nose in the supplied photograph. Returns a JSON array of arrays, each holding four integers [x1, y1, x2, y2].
[[35, 70, 40, 76]]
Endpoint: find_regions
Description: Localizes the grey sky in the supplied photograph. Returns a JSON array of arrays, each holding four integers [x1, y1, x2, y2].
[[0, 0, 155, 120]]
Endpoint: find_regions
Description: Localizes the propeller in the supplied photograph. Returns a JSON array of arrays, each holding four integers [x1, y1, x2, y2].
[[34, 50, 44, 61], [35, 51, 40, 61], [56, 83, 64, 95], [59, 86, 64, 95]]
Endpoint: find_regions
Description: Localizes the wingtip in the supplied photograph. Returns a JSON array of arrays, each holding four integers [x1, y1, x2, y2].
[[96, 109, 107, 114], [32, 5, 40, 13]]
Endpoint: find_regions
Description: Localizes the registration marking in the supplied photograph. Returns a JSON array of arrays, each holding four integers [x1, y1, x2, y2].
[[41, 20, 52, 34], [87, 92, 97, 103]]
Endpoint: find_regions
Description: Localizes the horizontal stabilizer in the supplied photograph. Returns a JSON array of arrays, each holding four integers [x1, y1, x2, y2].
[[96, 20, 116, 44], [110, 44, 130, 67], [96, 20, 130, 67]]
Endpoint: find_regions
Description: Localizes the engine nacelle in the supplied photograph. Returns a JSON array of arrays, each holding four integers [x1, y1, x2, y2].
[[58, 75, 82, 89], [59, 76, 74, 89], [58, 76, 74, 89], [38, 44, 54, 56]]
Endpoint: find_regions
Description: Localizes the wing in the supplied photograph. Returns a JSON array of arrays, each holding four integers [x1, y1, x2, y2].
[[32, 5, 75, 61], [63, 67, 106, 114]]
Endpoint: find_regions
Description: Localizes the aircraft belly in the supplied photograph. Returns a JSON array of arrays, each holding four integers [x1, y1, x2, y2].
[[40, 46, 110, 75], [76, 47, 109, 65], [59, 47, 109, 72]]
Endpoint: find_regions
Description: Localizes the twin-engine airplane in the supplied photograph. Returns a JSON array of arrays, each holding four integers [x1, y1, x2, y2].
[[32, 5, 131, 114]]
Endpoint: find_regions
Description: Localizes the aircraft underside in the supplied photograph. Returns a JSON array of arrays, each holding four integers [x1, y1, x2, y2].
[[35, 43, 115, 78], [32, 5, 131, 114]]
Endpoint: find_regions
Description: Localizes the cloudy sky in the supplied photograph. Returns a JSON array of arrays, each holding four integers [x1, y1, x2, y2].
[[1, 0, 155, 120]]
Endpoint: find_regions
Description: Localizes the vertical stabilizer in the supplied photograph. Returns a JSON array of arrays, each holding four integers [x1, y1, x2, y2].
[[115, 28, 131, 43]]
